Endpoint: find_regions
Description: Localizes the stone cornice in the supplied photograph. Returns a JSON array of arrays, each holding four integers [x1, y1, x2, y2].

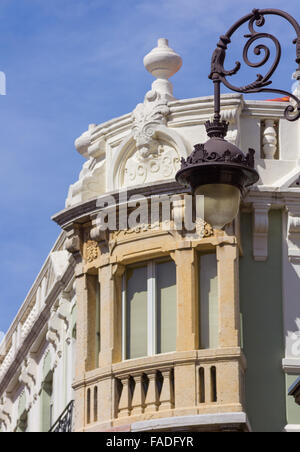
[[244, 187, 300, 207], [88, 113, 132, 145], [168, 94, 243, 127], [0, 256, 75, 398], [0, 232, 66, 356], [75, 94, 287, 155], [283, 358, 300, 374], [52, 181, 189, 229], [54, 181, 300, 231], [243, 100, 287, 118]]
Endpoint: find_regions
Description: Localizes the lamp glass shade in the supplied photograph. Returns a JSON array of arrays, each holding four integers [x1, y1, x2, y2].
[[195, 184, 241, 229]]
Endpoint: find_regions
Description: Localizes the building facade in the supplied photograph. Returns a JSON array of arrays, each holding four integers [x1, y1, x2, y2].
[[1, 39, 300, 432]]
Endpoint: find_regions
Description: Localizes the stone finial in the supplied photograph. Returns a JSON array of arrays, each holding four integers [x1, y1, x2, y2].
[[143, 38, 182, 100]]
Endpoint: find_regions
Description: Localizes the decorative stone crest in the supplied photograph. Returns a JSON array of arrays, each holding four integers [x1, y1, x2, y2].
[[124, 143, 181, 186], [85, 240, 99, 263], [123, 39, 183, 188], [198, 220, 214, 238], [132, 90, 170, 158], [132, 38, 182, 157]]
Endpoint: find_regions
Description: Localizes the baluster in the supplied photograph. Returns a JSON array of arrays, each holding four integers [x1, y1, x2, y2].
[[131, 373, 146, 415], [159, 369, 174, 411], [118, 376, 132, 418], [262, 119, 277, 159], [144, 371, 159, 413]]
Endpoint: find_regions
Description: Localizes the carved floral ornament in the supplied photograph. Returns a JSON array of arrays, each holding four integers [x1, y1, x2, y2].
[[121, 89, 182, 188], [85, 240, 99, 263], [132, 90, 170, 156], [93, 219, 215, 249], [116, 39, 186, 189], [198, 220, 214, 238], [124, 143, 181, 187]]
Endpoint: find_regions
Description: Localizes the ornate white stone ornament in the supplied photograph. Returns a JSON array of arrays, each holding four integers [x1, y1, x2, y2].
[[143, 38, 182, 102], [124, 142, 181, 187], [46, 310, 61, 354], [262, 119, 278, 159], [125, 39, 183, 187], [0, 394, 12, 428], [67, 124, 106, 208], [57, 291, 72, 330], [287, 201, 300, 263], [18, 358, 37, 411], [220, 107, 241, 146], [111, 39, 189, 189]]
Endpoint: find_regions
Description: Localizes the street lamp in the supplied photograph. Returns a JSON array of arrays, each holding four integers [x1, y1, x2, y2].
[[176, 8, 300, 229]]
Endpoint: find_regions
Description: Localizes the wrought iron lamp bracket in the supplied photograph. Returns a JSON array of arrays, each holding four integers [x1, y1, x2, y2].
[[176, 8, 300, 200], [210, 8, 300, 123]]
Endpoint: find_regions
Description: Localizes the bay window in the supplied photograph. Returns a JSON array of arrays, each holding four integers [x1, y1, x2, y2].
[[122, 259, 177, 360]]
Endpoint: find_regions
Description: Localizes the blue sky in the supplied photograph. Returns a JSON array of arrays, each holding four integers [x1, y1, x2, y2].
[[0, 0, 300, 334]]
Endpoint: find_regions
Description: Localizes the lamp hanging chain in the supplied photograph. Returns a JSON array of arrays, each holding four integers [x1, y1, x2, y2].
[[210, 8, 300, 122]]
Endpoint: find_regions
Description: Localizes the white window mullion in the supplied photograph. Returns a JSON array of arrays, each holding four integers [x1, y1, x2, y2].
[[122, 274, 126, 360], [147, 262, 156, 356], [153, 262, 157, 355]]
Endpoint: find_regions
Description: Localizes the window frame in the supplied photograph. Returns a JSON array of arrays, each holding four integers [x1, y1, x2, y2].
[[198, 251, 219, 350], [122, 258, 176, 361]]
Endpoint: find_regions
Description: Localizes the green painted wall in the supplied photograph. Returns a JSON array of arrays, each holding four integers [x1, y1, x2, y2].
[[239, 211, 286, 432], [286, 374, 300, 425], [199, 253, 219, 349]]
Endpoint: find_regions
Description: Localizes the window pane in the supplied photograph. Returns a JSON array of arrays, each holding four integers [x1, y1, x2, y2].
[[157, 261, 177, 354], [41, 372, 53, 432], [126, 266, 148, 359], [200, 254, 219, 349]]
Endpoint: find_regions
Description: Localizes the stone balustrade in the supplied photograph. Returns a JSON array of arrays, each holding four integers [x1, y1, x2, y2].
[[81, 348, 245, 431]]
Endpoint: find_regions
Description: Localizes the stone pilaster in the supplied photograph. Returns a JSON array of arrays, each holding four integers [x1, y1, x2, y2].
[[73, 272, 88, 432], [171, 248, 198, 413], [99, 263, 124, 368], [172, 247, 199, 351], [216, 243, 240, 348]]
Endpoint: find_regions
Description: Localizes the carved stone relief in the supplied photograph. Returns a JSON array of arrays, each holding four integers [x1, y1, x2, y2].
[[124, 143, 181, 187], [85, 240, 99, 263]]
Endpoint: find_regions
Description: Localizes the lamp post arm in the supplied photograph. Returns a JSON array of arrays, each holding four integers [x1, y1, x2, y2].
[[210, 8, 300, 122]]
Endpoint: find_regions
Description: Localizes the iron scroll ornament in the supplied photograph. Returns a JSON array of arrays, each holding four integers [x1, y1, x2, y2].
[[210, 8, 300, 122]]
